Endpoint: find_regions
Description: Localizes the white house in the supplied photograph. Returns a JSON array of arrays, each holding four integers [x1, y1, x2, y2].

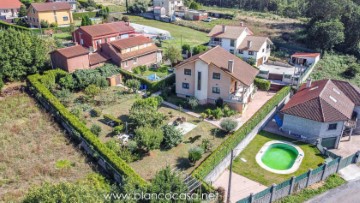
[[208, 24, 273, 66], [290, 52, 321, 67], [153, 0, 184, 17], [0, 0, 23, 20]]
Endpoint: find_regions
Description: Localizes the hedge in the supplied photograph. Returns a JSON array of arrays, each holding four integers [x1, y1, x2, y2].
[[27, 71, 148, 187], [192, 86, 291, 179], [73, 11, 97, 20], [0, 20, 32, 31], [103, 114, 122, 126], [254, 78, 271, 91], [118, 69, 175, 93]]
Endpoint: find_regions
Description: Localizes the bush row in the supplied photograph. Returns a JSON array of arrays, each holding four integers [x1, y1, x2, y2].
[[73, 11, 97, 20], [118, 69, 175, 93], [103, 114, 122, 126], [192, 86, 291, 179], [0, 20, 31, 31], [27, 72, 148, 187], [254, 78, 271, 91]]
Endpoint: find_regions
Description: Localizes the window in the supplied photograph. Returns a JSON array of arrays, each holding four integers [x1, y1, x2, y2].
[[328, 123, 338, 130], [230, 49, 234, 54], [248, 51, 254, 55], [212, 87, 220, 94], [124, 61, 128, 67], [63, 16, 69, 21], [182, 83, 189, 89], [184, 69, 191, 75], [262, 49, 265, 52], [239, 50, 244, 54], [213, 73, 221, 80], [230, 40, 235, 47], [197, 72, 201, 90], [133, 58, 138, 64]]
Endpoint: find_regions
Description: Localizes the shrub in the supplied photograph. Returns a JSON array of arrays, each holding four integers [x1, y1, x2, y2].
[[122, 16, 129, 22], [0, 77, 3, 91], [135, 126, 164, 152], [187, 96, 199, 110], [162, 125, 183, 149], [200, 139, 213, 153], [342, 63, 360, 79], [105, 140, 137, 163], [200, 113, 208, 120], [215, 97, 224, 108], [40, 20, 49, 28], [192, 45, 208, 55], [54, 89, 73, 106], [59, 74, 75, 90], [220, 118, 238, 133], [205, 109, 212, 116], [113, 125, 124, 135], [84, 84, 100, 98], [223, 105, 237, 117], [70, 107, 82, 118], [188, 147, 204, 163], [103, 114, 121, 126], [125, 79, 141, 93], [90, 124, 102, 136], [212, 108, 224, 120], [127, 140, 138, 152], [246, 58, 256, 66], [254, 78, 271, 91], [90, 108, 101, 117]]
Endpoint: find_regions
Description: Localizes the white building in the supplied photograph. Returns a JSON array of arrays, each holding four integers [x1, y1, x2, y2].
[[153, 0, 184, 16], [208, 24, 273, 66], [0, 0, 23, 20]]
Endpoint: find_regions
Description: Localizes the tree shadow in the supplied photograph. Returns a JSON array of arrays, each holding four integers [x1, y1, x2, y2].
[[176, 157, 192, 170], [184, 135, 201, 144], [211, 128, 227, 138]]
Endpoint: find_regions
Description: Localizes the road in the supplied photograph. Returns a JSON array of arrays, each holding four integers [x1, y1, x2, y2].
[[306, 179, 360, 203]]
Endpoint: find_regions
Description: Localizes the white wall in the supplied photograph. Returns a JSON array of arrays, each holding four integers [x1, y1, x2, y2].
[[194, 60, 209, 103], [0, 8, 18, 19]]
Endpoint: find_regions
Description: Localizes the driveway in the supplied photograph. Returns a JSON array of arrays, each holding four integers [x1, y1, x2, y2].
[[213, 169, 267, 203], [330, 135, 360, 158], [306, 179, 360, 203]]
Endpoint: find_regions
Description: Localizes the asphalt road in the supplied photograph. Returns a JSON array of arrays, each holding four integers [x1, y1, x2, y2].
[[306, 179, 360, 203]]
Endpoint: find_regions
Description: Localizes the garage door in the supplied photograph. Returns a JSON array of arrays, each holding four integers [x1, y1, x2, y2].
[[321, 137, 337, 149]]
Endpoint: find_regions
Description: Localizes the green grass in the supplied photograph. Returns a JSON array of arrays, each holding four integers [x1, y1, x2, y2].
[[55, 159, 75, 169], [125, 15, 209, 47], [311, 52, 360, 87], [53, 32, 72, 40], [275, 174, 346, 203], [232, 131, 325, 186], [108, 5, 126, 13]]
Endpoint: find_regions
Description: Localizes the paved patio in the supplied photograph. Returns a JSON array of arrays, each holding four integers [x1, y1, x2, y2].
[[213, 169, 267, 203], [330, 135, 360, 158]]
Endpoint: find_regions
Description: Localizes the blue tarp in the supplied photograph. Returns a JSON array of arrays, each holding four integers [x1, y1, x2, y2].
[[274, 114, 283, 127]]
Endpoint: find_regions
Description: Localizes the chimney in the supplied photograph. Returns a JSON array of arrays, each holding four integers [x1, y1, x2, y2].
[[222, 25, 226, 33], [228, 60, 234, 73], [247, 40, 252, 48], [240, 21, 245, 27], [306, 78, 312, 88]]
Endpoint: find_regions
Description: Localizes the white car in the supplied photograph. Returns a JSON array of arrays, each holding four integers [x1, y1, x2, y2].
[[203, 17, 212, 22]]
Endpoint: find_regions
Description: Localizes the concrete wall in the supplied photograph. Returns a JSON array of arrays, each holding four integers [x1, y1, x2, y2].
[[282, 114, 345, 139]]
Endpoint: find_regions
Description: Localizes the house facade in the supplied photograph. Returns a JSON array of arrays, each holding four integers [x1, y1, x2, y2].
[[208, 25, 272, 66], [101, 35, 162, 70], [281, 79, 359, 149], [175, 46, 259, 112], [153, 0, 184, 16], [0, 0, 23, 20], [46, 0, 77, 11], [27, 2, 73, 27], [73, 22, 135, 51], [290, 52, 320, 67]]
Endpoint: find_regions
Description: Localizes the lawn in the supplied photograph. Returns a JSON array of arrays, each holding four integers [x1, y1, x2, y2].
[[232, 131, 325, 186], [53, 32, 72, 40], [125, 15, 209, 47], [311, 52, 360, 87], [0, 92, 94, 202]]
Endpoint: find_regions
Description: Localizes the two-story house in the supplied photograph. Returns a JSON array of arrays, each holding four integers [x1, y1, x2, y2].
[[46, 0, 77, 11], [175, 46, 259, 113], [0, 0, 23, 20], [153, 0, 184, 17], [27, 2, 73, 27], [73, 22, 135, 51], [101, 35, 162, 70], [208, 24, 272, 66]]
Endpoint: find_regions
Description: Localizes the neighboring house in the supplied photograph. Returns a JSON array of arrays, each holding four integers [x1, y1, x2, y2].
[[73, 22, 135, 51], [281, 79, 359, 149], [174, 46, 259, 112], [0, 0, 23, 20], [184, 9, 208, 21], [101, 35, 162, 70], [290, 52, 320, 67], [208, 25, 273, 66], [50, 45, 109, 72], [27, 2, 73, 27], [153, 0, 184, 16], [46, 0, 77, 11]]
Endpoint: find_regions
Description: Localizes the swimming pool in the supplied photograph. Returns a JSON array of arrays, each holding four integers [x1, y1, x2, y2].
[[147, 73, 161, 81]]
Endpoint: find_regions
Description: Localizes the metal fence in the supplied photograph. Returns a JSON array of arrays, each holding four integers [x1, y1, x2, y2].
[[237, 151, 360, 203]]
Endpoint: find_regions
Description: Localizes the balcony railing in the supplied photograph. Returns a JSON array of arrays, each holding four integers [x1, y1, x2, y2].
[[209, 41, 222, 46], [228, 94, 243, 102]]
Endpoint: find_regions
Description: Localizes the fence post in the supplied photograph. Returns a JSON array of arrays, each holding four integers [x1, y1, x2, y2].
[[250, 193, 254, 203], [336, 157, 342, 173], [306, 169, 312, 187], [289, 176, 296, 195], [321, 163, 328, 181], [270, 183, 277, 202]]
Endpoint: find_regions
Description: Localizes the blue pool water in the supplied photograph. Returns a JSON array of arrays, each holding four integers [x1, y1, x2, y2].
[[147, 73, 161, 81]]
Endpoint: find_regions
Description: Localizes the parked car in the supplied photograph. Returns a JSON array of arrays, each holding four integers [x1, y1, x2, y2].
[[202, 17, 212, 22]]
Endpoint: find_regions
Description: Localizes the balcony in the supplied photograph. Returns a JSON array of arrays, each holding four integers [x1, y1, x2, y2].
[[209, 41, 222, 47]]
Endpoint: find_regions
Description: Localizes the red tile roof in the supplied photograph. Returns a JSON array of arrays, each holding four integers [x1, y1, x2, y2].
[[89, 52, 110, 65], [118, 44, 159, 61], [52, 45, 89, 58], [0, 0, 23, 9], [281, 79, 355, 122], [291, 52, 321, 58], [176, 46, 259, 86], [238, 36, 272, 52], [208, 25, 253, 39], [332, 80, 360, 106], [78, 22, 135, 38], [110, 36, 153, 50], [31, 2, 71, 11]]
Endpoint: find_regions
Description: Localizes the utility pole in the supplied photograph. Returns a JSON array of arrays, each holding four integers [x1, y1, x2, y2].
[[126, 0, 129, 14], [227, 149, 234, 203]]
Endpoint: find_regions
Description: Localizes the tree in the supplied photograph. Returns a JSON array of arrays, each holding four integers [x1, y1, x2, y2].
[[113, 125, 124, 135], [81, 16, 93, 26], [308, 20, 345, 51], [163, 45, 183, 67], [125, 79, 141, 93], [187, 96, 199, 110], [91, 124, 102, 136], [122, 16, 130, 22], [343, 63, 360, 79], [59, 74, 75, 90], [135, 126, 164, 152], [189, 1, 201, 10], [0, 77, 4, 91], [97, 6, 110, 19], [40, 20, 49, 28], [220, 118, 238, 132], [200, 138, 213, 152], [188, 147, 204, 163], [192, 45, 208, 55], [149, 166, 188, 203], [161, 125, 183, 149], [19, 5, 27, 17], [128, 0, 148, 13], [129, 97, 165, 128], [84, 84, 100, 98], [0, 29, 50, 81]]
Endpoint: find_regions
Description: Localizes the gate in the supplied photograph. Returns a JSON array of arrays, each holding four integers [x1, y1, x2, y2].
[[321, 137, 337, 149]]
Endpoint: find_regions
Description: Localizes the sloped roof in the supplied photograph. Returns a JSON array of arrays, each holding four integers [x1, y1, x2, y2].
[[31, 2, 71, 11], [118, 45, 159, 61], [89, 52, 110, 65], [110, 36, 153, 50], [0, 0, 23, 9], [78, 22, 135, 38], [281, 79, 355, 122], [332, 80, 360, 106], [238, 36, 272, 52], [175, 46, 259, 86], [208, 25, 252, 39], [52, 45, 88, 58], [291, 52, 321, 58]]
